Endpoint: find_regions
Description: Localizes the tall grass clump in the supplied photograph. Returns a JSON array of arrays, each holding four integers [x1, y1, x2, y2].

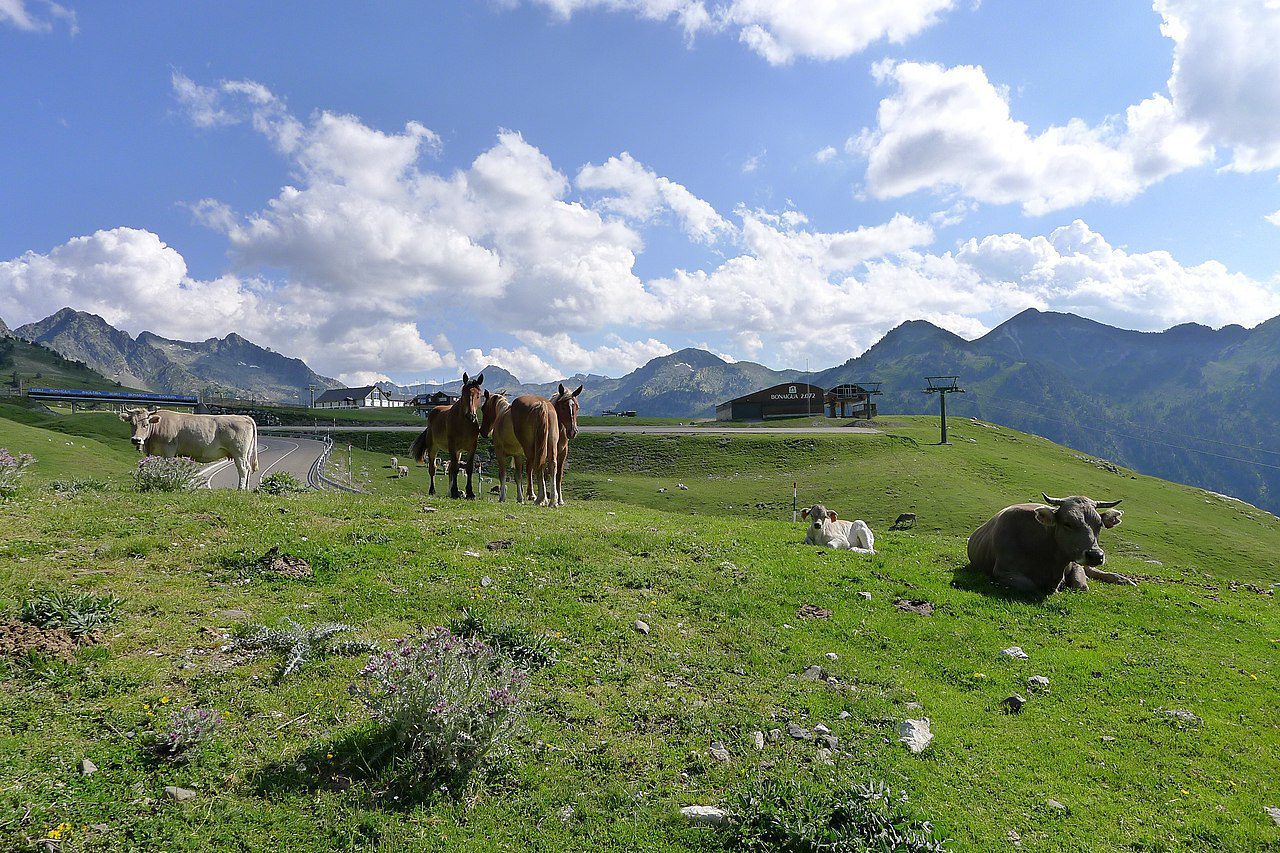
[[728, 775, 947, 853], [349, 627, 527, 797], [134, 455, 202, 492], [448, 608, 557, 669], [0, 448, 35, 497], [20, 590, 120, 638]]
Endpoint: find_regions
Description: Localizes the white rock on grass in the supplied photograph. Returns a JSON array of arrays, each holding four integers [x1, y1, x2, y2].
[[897, 719, 933, 754], [1265, 806, 1280, 827], [163, 786, 197, 802], [752, 731, 765, 750], [825, 652, 839, 661], [1028, 675, 1050, 691], [78, 758, 97, 776], [857, 591, 872, 601], [634, 620, 650, 635], [708, 741, 730, 763], [1001, 646, 1030, 660], [681, 805, 731, 826]]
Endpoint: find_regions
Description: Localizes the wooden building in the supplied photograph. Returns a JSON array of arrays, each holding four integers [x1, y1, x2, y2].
[[715, 382, 825, 421]]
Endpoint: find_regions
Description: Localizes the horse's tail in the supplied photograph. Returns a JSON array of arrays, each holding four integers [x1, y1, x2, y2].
[[410, 426, 431, 465], [530, 408, 553, 474]]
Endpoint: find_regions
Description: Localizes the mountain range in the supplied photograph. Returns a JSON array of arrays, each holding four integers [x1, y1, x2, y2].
[[6, 305, 1280, 513], [10, 308, 340, 404]]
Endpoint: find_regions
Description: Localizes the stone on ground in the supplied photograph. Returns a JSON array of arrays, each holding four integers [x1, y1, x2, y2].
[[898, 719, 933, 753]]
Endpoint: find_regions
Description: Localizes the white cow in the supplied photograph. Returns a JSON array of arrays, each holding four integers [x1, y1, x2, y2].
[[120, 408, 259, 490], [801, 504, 876, 554], [390, 456, 399, 469], [396, 465, 409, 478]]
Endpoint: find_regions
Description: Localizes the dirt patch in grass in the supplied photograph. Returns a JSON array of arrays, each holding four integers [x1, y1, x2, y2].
[[0, 619, 86, 660]]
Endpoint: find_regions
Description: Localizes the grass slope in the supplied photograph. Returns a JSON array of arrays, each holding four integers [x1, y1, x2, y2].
[[0, 415, 1276, 851], [0, 337, 128, 392]]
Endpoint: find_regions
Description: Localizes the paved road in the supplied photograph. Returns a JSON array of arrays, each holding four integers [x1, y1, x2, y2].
[[200, 436, 329, 490], [259, 424, 879, 436]]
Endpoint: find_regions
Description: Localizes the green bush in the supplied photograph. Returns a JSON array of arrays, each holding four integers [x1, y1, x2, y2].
[[728, 774, 947, 853], [19, 590, 121, 638], [258, 471, 307, 495], [46, 477, 108, 496]]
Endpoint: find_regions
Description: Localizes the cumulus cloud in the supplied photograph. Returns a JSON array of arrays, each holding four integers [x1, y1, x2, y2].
[[9, 75, 1276, 386], [1157, 0, 1280, 172], [857, 60, 1211, 215], [0, 227, 455, 381], [516, 331, 674, 375], [854, 4, 1280, 212], [512, 0, 956, 63], [576, 153, 731, 242], [951, 220, 1280, 329], [0, 0, 76, 33]]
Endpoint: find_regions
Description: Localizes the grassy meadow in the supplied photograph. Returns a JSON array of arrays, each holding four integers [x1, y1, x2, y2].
[[0, 409, 1277, 851]]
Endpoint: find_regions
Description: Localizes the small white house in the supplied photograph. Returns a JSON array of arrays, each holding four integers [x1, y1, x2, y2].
[[312, 385, 400, 410]]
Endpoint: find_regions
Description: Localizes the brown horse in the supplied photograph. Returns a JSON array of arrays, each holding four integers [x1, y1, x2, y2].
[[409, 372, 485, 499], [549, 383, 583, 507], [480, 391, 559, 505]]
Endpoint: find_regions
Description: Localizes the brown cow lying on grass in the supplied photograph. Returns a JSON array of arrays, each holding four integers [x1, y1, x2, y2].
[[968, 494, 1136, 595]]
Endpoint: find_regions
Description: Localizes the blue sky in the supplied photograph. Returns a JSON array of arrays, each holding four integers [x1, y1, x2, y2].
[[2, 0, 1278, 384]]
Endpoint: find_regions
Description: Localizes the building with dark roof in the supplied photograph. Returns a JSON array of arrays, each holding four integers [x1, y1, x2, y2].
[[312, 385, 400, 409], [715, 382, 825, 421]]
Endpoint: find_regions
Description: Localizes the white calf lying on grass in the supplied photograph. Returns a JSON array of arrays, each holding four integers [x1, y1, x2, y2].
[[802, 504, 876, 554]]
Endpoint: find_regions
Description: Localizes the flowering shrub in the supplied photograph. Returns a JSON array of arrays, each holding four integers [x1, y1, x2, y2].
[[143, 705, 221, 762], [0, 448, 35, 498], [134, 455, 202, 492], [349, 627, 527, 795]]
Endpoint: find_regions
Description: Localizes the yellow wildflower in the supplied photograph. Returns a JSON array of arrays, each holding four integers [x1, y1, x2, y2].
[[159, 696, 170, 704]]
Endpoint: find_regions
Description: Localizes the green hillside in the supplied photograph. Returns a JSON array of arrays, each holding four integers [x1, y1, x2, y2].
[[0, 335, 127, 392], [0, 413, 1276, 851]]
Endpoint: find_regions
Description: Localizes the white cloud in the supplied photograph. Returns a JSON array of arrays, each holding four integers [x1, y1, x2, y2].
[[10, 75, 1275, 388], [516, 331, 674, 375], [741, 150, 765, 173], [0, 0, 76, 33], [512, 0, 956, 63], [951, 219, 1280, 329], [576, 152, 731, 242], [857, 60, 1211, 215], [855, 4, 1280, 212], [462, 346, 561, 384], [1267, 209, 1280, 227], [814, 146, 838, 164], [338, 370, 393, 387], [1157, 0, 1280, 172]]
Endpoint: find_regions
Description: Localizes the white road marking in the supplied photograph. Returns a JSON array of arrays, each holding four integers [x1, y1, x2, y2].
[[256, 439, 300, 480]]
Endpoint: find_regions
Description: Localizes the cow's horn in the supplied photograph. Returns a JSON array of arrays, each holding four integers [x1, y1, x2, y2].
[[1042, 493, 1065, 506], [1094, 499, 1122, 509]]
